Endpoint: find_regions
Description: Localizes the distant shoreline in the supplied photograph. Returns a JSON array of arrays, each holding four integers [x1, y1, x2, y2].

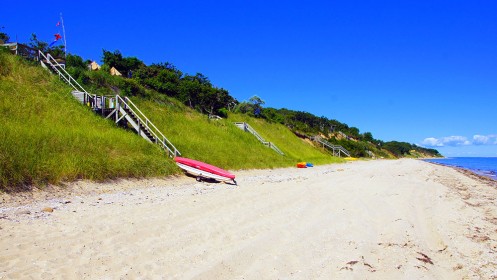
[[423, 158, 497, 182]]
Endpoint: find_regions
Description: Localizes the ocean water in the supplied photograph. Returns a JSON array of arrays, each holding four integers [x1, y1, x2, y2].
[[424, 157, 497, 180]]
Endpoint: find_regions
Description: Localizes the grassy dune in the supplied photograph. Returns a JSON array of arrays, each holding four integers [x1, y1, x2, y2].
[[0, 50, 342, 191], [0, 52, 174, 191], [229, 113, 344, 165], [134, 99, 343, 169]]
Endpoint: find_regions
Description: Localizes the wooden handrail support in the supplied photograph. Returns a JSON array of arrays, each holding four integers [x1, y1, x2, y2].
[[116, 96, 180, 157], [38, 50, 95, 105], [234, 122, 284, 155], [35, 50, 180, 158], [311, 135, 350, 157]]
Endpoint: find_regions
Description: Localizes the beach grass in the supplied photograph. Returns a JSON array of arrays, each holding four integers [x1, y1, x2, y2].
[[133, 99, 343, 169], [0, 50, 342, 191], [0, 52, 174, 191]]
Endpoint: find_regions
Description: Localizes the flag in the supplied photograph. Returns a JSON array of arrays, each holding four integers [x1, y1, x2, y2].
[[49, 33, 62, 47]]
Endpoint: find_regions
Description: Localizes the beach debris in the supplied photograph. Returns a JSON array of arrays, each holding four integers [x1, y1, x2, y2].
[[339, 266, 353, 271], [378, 242, 409, 248], [341, 257, 376, 272], [364, 262, 376, 272], [437, 245, 448, 252], [469, 234, 490, 242], [416, 252, 433, 265], [42, 207, 54, 213], [340, 260, 358, 271], [491, 242, 497, 252], [453, 264, 463, 271], [361, 256, 376, 272], [15, 210, 31, 215]]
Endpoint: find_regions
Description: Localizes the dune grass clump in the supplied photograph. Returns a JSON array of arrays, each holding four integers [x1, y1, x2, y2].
[[133, 99, 343, 170], [0, 52, 175, 191], [0, 50, 344, 191]]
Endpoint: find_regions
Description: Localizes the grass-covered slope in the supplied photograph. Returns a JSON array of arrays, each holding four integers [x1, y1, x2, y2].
[[0, 51, 176, 191], [132, 99, 342, 169], [228, 113, 343, 165], [0, 50, 342, 191]]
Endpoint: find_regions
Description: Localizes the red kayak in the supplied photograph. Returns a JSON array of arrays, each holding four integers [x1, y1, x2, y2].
[[174, 157, 236, 185]]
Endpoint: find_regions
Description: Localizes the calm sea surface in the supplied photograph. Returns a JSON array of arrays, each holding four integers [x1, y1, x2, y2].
[[424, 157, 497, 180]]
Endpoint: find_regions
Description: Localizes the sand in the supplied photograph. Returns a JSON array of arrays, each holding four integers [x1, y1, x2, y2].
[[1, 159, 496, 279]]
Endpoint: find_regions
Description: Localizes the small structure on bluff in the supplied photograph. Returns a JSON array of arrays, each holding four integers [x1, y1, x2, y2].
[[110, 67, 122, 76], [88, 61, 100, 71]]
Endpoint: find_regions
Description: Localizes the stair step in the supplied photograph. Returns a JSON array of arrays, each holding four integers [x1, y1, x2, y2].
[[234, 122, 284, 155], [71, 91, 85, 104]]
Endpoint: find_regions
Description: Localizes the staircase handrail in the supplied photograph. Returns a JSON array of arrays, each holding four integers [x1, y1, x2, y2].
[[235, 122, 284, 155], [312, 135, 351, 157], [36, 50, 180, 157], [38, 51, 94, 103], [268, 142, 285, 155], [239, 122, 266, 143], [118, 96, 180, 157]]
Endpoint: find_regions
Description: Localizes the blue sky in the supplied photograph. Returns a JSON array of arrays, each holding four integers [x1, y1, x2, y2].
[[2, 0, 496, 156]]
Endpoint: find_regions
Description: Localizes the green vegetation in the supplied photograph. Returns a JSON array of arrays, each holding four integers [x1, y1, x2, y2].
[[252, 107, 441, 158], [0, 51, 174, 191], [228, 113, 341, 165], [133, 100, 342, 169], [0, 30, 441, 191], [70, 48, 440, 159], [0, 48, 339, 191]]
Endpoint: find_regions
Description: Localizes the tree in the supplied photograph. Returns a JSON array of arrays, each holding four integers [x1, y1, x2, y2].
[[234, 101, 253, 114], [65, 54, 87, 69], [262, 108, 285, 124], [249, 95, 265, 117], [29, 33, 48, 52], [349, 127, 360, 138], [0, 26, 9, 43], [102, 49, 144, 75], [133, 62, 183, 94], [383, 141, 412, 157], [27, 33, 65, 57], [102, 49, 123, 68], [363, 132, 374, 142]]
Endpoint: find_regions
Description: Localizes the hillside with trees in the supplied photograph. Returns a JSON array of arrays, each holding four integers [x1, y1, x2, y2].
[[60, 46, 440, 159], [0, 43, 341, 191], [1, 30, 441, 168]]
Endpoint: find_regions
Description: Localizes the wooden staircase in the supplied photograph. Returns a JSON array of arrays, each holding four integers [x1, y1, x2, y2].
[[234, 122, 284, 155], [39, 51, 180, 157], [310, 135, 350, 157]]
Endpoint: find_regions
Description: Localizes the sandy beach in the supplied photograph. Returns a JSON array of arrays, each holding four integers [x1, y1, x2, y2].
[[1, 159, 496, 279]]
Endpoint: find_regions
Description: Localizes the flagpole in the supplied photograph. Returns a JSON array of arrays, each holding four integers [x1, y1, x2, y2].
[[60, 12, 67, 58]]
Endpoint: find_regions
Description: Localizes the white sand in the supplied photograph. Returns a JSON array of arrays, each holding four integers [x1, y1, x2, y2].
[[1, 159, 496, 279]]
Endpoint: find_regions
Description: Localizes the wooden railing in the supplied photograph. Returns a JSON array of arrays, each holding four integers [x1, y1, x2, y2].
[[116, 96, 180, 157], [36, 50, 180, 158], [234, 122, 284, 155], [1, 43, 38, 61], [311, 135, 350, 157], [38, 50, 94, 105]]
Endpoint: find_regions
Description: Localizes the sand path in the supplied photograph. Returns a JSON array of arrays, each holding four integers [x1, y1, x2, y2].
[[1, 159, 496, 279]]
